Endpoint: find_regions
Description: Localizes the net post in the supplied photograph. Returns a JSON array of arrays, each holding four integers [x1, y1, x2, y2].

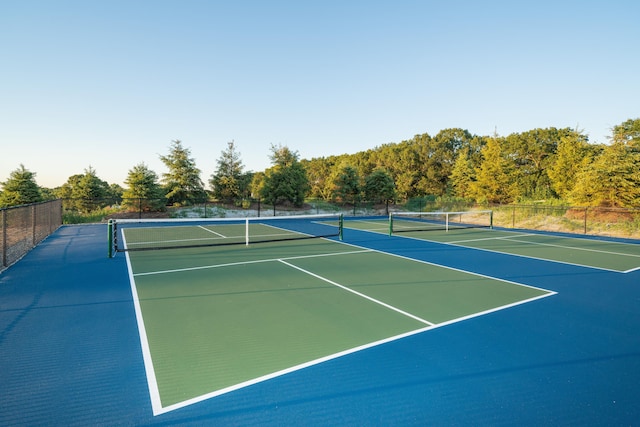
[[389, 213, 393, 236], [445, 212, 449, 232], [339, 214, 344, 240], [107, 219, 114, 258], [490, 210, 494, 229], [245, 217, 249, 246]]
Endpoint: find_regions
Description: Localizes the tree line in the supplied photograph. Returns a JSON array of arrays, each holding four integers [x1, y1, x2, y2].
[[1, 118, 639, 210]]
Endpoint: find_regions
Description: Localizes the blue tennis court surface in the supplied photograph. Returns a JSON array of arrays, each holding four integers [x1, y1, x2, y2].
[[1, 222, 640, 425]]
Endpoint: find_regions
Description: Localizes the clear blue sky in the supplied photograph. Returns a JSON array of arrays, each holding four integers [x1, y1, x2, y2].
[[1, 0, 638, 188]]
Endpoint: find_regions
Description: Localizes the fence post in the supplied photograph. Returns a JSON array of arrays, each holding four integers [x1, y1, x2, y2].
[[31, 204, 37, 247], [584, 207, 588, 234], [1, 209, 6, 268]]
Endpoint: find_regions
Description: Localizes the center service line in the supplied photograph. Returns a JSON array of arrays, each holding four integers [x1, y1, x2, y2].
[[278, 259, 435, 327]]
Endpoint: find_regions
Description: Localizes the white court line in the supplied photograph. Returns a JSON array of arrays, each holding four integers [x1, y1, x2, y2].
[[449, 229, 640, 259], [122, 234, 164, 416], [132, 249, 374, 276], [156, 287, 555, 415], [127, 236, 557, 416], [448, 233, 536, 244], [198, 224, 227, 238], [394, 231, 636, 273], [278, 259, 435, 327], [503, 235, 640, 258]]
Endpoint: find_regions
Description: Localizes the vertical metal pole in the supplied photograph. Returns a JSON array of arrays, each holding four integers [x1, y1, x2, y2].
[[245, 218, 249, 246], [31, 204, 37, 247], [584, 207, 588, 234], [107, 219, 113, 258], [1, 209, 6, 268]]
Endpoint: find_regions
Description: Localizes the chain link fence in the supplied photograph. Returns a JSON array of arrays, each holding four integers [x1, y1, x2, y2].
[[56, 197, 640, 239], [1, 199, 63, 271], [490, 204, 640, 238]]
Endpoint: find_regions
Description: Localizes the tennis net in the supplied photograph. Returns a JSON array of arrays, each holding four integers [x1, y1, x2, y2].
[[389, 210, 493, 234], [108, 213, 343, 256]]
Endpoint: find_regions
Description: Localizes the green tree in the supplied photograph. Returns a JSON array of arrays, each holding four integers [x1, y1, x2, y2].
[[547, 133, 593, 199], [40, 187, 56, 201], [108, 183, 124, 201], [569, 141, 640, 207], [449, 147, 476, 199], [330, 164, 361, 204], [260, 144, 309, 211], [122, 163, 166, 212], [416, 129, 472, 196], [611, 118, 640, 148], [472, 137, 520, 203], [0, 164, 43, 207], [502, 128, 576, 199], [303, 157, 336, 200], [160, 140, 207, 206], [364, 169, 396, 205], [250, 172, 265, 199], [56, 167, 111, 212], [209, 141, 244, 203]]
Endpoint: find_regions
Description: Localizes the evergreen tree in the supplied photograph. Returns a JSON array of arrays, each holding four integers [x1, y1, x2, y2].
[[160, 140, 207, 206], [547, 133, 592, 199], [209, 141, 244, 203], [260, 144, 309, 210], [55, 167, 111, 213], [449, 148, 476, 199], [122, 163, 166, 212], [0, 164, 43, 207], [472, 137, 520, 203], [569, 141, 640, 207]]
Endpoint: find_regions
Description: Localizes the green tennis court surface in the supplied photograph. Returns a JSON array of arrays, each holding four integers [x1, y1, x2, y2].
[[124, 233, 553, 414], [346, 218, 640, 272]]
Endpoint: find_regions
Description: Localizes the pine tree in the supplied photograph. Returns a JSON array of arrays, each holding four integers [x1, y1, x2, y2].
[[260, 144, 309, 210], [209, 141, 244, 203], [122, 163, 166, 212], [472, 137, 520, 203], [0, 164, 43, 207], [160, 140, 207, 206]]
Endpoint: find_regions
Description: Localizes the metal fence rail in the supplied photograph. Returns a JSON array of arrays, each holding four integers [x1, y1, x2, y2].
[[489, 204, 640, 238], [1, 199, 62, 271]]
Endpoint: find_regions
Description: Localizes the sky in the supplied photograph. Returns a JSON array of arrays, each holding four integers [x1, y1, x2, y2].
[[1, 0, 639, 189]]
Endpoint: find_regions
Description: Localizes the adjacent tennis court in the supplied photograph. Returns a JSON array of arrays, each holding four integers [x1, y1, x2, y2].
[[346, 212, 640, 273], [118, 215, 554, 414]]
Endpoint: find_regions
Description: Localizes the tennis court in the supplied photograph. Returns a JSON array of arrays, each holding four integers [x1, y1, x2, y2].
[[346, 212, 640, 273], [119, 216, 553, 414], [2, 212, 640, 425]]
